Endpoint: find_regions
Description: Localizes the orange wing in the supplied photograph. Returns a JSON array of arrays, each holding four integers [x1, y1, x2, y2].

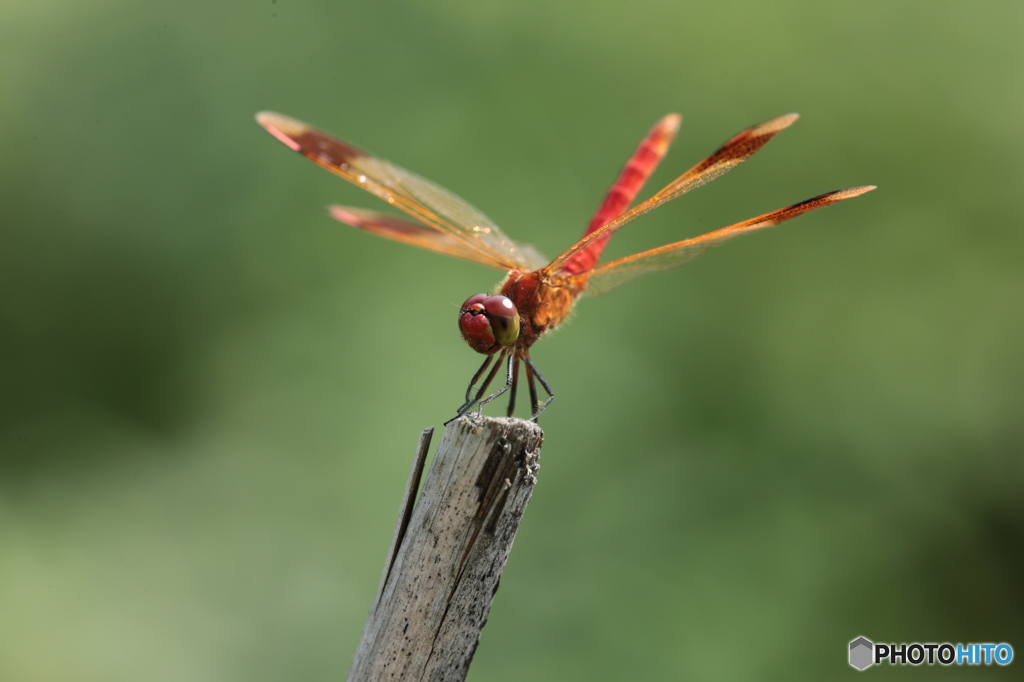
[[327, 206, 539, 269], [256, 112, 546, 271], [580, 186, 876, 296], [546, 114, 799, 274]]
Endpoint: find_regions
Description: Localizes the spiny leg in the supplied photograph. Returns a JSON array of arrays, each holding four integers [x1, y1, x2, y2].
[[446, 352, 503, 425], [523, 354, 554, 421], [477, 350, 515, 412], [506, 354, 521, 417], [466, 351, 505, 411], [464, 354, 494, 404], [525, 361, 539, 416], [472, 349, 507, 402]]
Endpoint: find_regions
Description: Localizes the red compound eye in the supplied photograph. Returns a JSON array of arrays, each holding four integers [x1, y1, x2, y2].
[[458, 294, 520, 354]]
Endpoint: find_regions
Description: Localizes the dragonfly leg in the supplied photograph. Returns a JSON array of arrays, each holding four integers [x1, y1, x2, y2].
[[446, 353, 502, 425], [506, 354, 521, 417], [525, 360, 539, 416], [523, 354, 554, 421], [448, 348, 516, 421], [477, 350, 515, 412], [464, 354, 494, 404]]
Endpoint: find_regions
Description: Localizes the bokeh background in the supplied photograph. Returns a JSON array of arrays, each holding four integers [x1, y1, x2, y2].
[[2, 1, 1021, 679]]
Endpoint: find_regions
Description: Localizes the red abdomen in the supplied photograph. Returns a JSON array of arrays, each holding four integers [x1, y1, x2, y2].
[[559, 114, 679, 275]]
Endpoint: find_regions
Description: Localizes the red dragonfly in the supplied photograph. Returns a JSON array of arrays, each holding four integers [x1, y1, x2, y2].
[[257, 111, 874, 421]]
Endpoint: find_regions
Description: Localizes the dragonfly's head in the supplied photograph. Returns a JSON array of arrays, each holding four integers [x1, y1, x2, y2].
[[458, 294, 520, 354]]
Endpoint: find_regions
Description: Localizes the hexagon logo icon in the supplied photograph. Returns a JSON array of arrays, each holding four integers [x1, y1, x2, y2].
[[849, 636, 874, 670]]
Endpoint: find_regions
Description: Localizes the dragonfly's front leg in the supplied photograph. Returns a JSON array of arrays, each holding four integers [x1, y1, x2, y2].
[[446, 350, 509, 424], [476, 350, 515, 413], [447, 354, 497, 425], [463, 355, 494, 404]]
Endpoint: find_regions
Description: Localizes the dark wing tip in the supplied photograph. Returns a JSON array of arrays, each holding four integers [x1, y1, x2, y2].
[[791, 185, 877, 211], [255, 112, 365, 166], [255, 111, 309, 152]]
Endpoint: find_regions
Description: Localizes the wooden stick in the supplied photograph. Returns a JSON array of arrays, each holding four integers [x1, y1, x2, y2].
[[347, 416, 544, 682]]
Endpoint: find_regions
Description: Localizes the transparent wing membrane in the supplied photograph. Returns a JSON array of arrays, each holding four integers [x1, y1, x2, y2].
[[548, 114, 800, 274], [581, 186, 876, 296], [327, 206, 511, 268], [257, 112, 544, 270]]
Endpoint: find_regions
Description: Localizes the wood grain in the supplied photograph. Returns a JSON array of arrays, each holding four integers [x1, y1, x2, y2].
[[347, 416, 544, 682]]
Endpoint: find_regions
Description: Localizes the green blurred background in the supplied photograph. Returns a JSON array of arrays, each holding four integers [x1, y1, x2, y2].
[[2, 0, 1021, 679]]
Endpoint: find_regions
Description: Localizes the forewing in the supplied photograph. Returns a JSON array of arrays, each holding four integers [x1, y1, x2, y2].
[[328, 206, 510, 268], [580, 186, 876, 296], [257, 112, 544, 270], [548, 114, 800, 274]]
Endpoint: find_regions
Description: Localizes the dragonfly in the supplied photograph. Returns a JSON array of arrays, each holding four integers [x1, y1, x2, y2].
[[256, 111, 874, 422]]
